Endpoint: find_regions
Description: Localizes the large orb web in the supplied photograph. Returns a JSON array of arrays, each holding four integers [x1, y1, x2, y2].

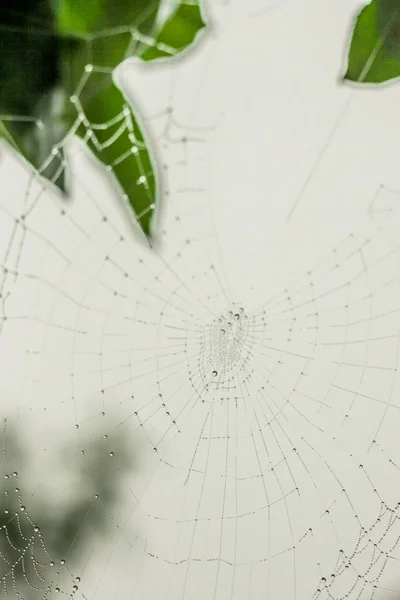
[[1, 2, 400, 600]]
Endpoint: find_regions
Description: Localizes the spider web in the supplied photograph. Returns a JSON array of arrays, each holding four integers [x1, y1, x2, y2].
[[1, 1, 400, 599]]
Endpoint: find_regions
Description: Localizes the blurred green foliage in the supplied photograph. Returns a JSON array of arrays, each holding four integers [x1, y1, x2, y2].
[[0, 417, 137, 597], [0, 1, 206, 237]]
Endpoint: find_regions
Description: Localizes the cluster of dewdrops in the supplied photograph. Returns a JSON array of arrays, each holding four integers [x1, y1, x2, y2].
[[212, 308, 245, 372], [1, 471, 82, 598]]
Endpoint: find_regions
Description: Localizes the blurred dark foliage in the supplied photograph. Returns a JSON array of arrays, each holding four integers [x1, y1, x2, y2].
[[0, 3, 61, 130], [0, 417, 137, 597]]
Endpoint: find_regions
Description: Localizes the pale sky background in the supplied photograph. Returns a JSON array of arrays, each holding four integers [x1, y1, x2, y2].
[[1, 1, 400, 599]]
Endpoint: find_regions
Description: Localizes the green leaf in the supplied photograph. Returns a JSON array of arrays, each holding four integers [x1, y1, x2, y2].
[[377, 0, 400, 61], [140, 1, 206, 61], [53, 0, 104, 36], [74, 72, 156, 236], [53, 0, 158, 36], [55, 6, 160, 236], [344, 0, 400, 84], [56, 0, 162, 98]]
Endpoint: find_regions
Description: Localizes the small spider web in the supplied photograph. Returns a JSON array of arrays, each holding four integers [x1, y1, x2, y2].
[[0, 420, 87, 599]]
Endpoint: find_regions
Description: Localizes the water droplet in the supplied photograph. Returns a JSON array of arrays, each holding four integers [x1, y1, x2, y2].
[[34, 526, 40, 532], [13, 472, 17, 477], [153, 448, 158, 453], [103, 434, 108, 439], [73, 585, 78, 591], [75, 424, 79, 429], [50, 561, 55, 566], [212, 370, 218, 377], [221, 329, 225, 334], [234, 313, 240, 320], [109, 452, 114, 457], [20, 506, 26, 512], [55, 587, 60, 593], [4, 509, 8, 514], [60, 559, 66, 565]]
